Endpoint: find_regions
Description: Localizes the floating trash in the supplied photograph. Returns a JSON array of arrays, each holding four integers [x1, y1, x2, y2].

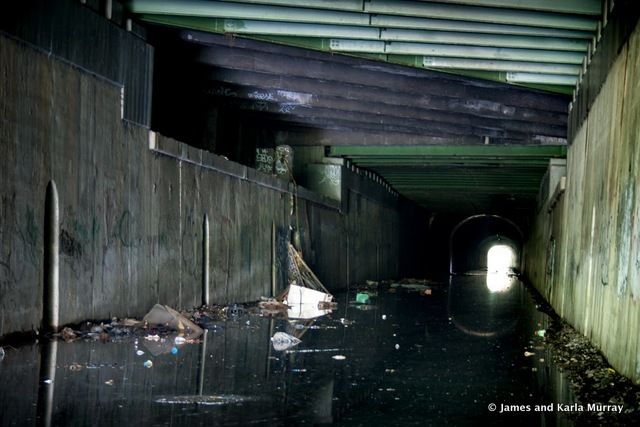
[[43, 379, 53, 384], [381, 315, 387, 320], [143, 360, 153, 368], [271, 332, 302, 351], [286, 348, 341, 354], [174, 336, 186, 345], [155, 394, 261, 406], [171, 347, 178, 355], [524, 351, 535, 357], [332, 355, 346, 360], [395, 344, 400, 350], [105, 379, 114, 386], [536, 329, 546, 337], [136, 350, 145, 356], [356, 293, 370, 304]]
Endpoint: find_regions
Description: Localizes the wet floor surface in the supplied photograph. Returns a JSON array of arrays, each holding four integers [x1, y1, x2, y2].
[[0, 276, 578, 426]]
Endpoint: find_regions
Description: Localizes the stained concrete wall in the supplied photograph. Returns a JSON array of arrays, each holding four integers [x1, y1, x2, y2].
[[0, 30, 418, 336], [525, 20, 640, 383]]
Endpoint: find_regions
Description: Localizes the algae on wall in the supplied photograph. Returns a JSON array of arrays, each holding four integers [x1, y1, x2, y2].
[[525, 20, 640, 383]]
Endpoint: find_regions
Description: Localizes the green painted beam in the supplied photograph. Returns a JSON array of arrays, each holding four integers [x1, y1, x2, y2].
[[219, 20, 589, 52], [355, 161, 552, 167], [422, 57, 581, 75], [365, 1, 599, 31], [223, 0, 365, 12], [381, 29, 589, 52], [421, 0, 602, 15], [370, 15, 594, 39], [329, 145, 567, 157], [131, 0, 370, 25]]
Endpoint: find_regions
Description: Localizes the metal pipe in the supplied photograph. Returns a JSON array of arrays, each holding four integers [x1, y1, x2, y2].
[[386, 42, 585, 64], [422, 57, 581, 75], [415, 0, 601, 15], [224, 19, 380, 39], [371, 15, 594, 39], [43, 181, 60, 332], [382, 29, 588, 51], [130, 0, 369, 25], [506, 72, 578, 85], [366, 0, 599, 31], [271, 221, 276, 297], [222, 0, 364, 12], [202, 214, 210, 306]]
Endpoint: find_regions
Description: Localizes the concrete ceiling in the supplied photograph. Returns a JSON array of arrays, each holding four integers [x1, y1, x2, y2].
[[130, 1, 593, 216]]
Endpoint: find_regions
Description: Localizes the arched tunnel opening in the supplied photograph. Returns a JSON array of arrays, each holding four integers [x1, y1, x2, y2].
[[449, 215, 524, 276]]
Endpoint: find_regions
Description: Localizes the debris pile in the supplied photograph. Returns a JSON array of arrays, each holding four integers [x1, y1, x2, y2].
[[526, 287, 640, 426], [275, 244, 334, 320]]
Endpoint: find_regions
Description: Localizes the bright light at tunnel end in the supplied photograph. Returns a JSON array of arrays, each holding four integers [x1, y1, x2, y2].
[[486, 244, 517, 293]]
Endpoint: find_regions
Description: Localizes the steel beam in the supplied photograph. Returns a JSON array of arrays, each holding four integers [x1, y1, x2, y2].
[[365, 0, 599, 30], [130, 0, 370, 25], [422, 57, 581, 75], [329, 145, 567, 157], [371, 15, 594, 38]]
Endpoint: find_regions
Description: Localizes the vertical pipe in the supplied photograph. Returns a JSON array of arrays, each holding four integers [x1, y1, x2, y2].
[[271, 221, 276, 297], [105, 0, 113, 20], [376, 243, 380, 281], [43, 181, 60, 332], [346, 233, 350, 290], [202, 214, 210, 306]]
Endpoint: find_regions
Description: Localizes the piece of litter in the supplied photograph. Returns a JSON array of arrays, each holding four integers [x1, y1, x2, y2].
[[144, 334, 160, 341], [43, 379, 53, 384], [524, 351, 535, 357], [143, 360, 153, 368], [171, 347, 178, 355], [332, 355, 346, 360], [105, 380, 114, 386], [174, 336, 186, 345], [270, 332, 302, 351], [355, 293, 370, 304], [395, 344, 400, 350], [143, 304, 203, 336], [136, 350, 145, 356], [381, 315, 387, 320], [536, 329, 546, 337]]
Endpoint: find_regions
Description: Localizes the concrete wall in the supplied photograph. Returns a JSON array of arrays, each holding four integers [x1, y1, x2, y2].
[[0, 31, 417, 336], [525, 20, 640, 383]]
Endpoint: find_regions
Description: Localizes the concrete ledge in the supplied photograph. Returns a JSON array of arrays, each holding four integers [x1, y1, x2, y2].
[[150, 131, 340, 211]]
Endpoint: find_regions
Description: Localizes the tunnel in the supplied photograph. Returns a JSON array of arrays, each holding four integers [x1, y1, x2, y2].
[[449, 215, 523, 275], [1, 0, 640, 425]]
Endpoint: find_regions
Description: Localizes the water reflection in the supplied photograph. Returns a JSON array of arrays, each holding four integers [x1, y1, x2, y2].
[[0, 276, 576, 426]]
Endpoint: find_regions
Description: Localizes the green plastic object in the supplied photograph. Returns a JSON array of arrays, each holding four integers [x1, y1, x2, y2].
[[356, 293, 370, 304]]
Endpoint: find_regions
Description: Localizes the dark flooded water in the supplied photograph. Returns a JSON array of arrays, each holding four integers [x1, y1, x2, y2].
[[0, 276, 576, 426]]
